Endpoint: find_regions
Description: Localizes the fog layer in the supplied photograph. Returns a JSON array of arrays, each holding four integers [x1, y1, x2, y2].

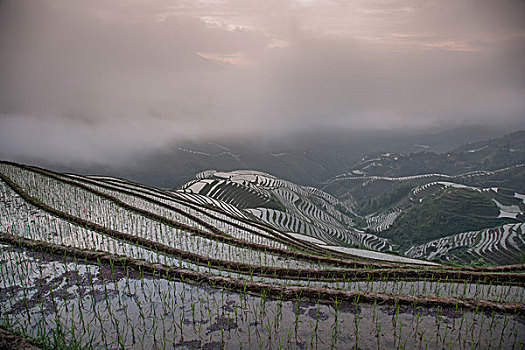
[[1, 0, 524, 164]]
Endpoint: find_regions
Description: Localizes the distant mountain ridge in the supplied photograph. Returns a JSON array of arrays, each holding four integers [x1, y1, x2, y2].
[[335, 130, 525, 179], [12, 125, 516, 189]]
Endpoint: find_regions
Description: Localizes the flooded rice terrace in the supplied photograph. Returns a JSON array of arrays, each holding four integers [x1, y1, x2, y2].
[[1, 244, 524, 350]]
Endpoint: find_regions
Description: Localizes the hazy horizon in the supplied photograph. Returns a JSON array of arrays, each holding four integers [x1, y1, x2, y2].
[[1, 0, 524, 166]]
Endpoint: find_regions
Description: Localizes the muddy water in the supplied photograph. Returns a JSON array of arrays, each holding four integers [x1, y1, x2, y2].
[[1, 245, 524, 350]]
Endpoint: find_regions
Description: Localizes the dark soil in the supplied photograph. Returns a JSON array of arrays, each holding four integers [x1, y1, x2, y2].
[[207, 315, 238, 332], [0, 326, 41, 350]]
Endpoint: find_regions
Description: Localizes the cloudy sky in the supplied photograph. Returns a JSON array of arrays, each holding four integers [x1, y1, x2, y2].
[[0, 0, 524, 164]]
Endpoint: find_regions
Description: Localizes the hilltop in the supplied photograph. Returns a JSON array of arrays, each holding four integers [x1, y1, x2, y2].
[[177, 169, 391, 252]]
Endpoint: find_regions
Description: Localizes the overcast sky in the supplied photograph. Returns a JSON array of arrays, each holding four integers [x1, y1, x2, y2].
[[0, 0, 524, 164]]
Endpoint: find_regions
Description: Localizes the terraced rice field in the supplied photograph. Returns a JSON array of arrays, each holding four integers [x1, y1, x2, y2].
[[1, 161, 525, 349], [180, 170, 392, 251], [328, 164, 524, 184], [366, 210, 402, 233], [407, 223, 525, 265]]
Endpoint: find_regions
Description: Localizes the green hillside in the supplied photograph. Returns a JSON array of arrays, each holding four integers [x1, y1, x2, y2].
[[380, 188, 516, 250]]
